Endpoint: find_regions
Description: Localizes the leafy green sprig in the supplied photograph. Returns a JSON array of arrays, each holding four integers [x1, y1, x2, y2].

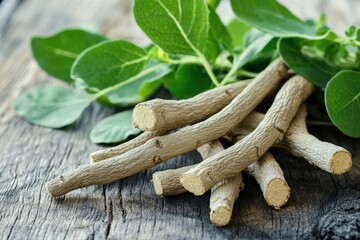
[[14, 0, 360, 143]]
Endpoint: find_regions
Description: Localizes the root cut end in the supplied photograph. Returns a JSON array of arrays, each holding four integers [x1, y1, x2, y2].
[[331, 151, 352, 175], [265, 178, 290, 209], [180, 174, 206, 196], [152, 173, 164, 196], [133, 104, 157, 131], [89, 154, 97, 164], [210, 206, 232, 226]]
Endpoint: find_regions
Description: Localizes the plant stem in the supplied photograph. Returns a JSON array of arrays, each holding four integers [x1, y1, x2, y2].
[[198, 54, 220, 87], [166, 57, 200, 65], [220, 64, 237, 86], [238, 70, 258, 78]]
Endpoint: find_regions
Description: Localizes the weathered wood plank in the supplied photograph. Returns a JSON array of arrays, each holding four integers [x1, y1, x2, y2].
[[0, 0, 359, 239]]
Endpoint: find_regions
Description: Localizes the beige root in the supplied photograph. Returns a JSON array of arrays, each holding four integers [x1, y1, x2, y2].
[[92, 80, 250, 162], [245, 152, 290, 209], [155, 140, 244, 226], [210, 174, 244, 226], [154, 164, 244, 226], [197, 140, 244, 226], [90, 131, 164, 163], [132, 80, 251, 132], [277, 106, 352, 174], [152, 166, 193, 196], [153, 152, 288, 209], [230, 106, 352, 175], [153, 140, 226, 196], [181, 75, 315, 195], [46, 59, 287, 197]]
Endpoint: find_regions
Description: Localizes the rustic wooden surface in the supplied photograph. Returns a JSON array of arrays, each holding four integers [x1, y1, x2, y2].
[[0, 0, 360, 239]]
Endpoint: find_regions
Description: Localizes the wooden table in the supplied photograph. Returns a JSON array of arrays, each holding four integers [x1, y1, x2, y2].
[[1, 0, 359, 239]]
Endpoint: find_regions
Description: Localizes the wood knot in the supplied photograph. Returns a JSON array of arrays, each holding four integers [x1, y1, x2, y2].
[[196, 140, 202, 148], [153, 156, 162, 164], [225, 89, 233, 96], [60, 176, 65, 182], [155, 140, 163, 148], [275, 126, 285, 134]]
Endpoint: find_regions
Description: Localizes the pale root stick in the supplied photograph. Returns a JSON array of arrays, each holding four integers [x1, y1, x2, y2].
[[210, 174, 244, 226], [230, 106, 352, 174], [181, 75, 315, 195], [197, 140, 244, 226], [245, 152, 290, 209], [90, 131, 164, 163], [153, 140, 225, 196], [153, 152, 288, 209], [152, 166, 192, 196], [277, 106, 352, 174], [154, 140, 244, 226], [155, 173, 243, 226], [132, 80, 251, 132], [46, 59, 287, 197]]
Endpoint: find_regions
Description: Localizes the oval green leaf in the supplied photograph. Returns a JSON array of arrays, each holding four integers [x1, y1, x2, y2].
[[71, 40, 148, 90], [227, 19, 251, 51], [105, 61, 173, 106], [230, 0, 323, 39], [209, 8, 233, 52], [325, 70, 360, 138], [278, 38, 339, 88], [90, 110, 141, 144], [233, 34, 273, 70], [31, 29, 107, 83], [13, 85, 92, 128], [134, 0, 209, 56], [208, 0, 221, 9], [164, 64, 214, 99]]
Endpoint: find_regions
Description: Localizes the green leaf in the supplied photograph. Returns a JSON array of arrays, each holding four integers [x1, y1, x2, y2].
[[324, 43, 359, 70], [71, 40, 148, 90], [164, 65, 214, 99], [208, 0, 221, 9], [345, 25, 360, 41], [134, 0, 209, 56], [90, 110, 141, 144], [233, 34, 273, 70], [244, 29, 266, 48], [243, 37, 278, 71], [278, 38, 339, 88], [204, 30, 222, 62], [13, 85, 92, 128], [230, 0, 323, 39], [325, 70, 360, 137], [221, 33, 273, 85], [31, 29, 107, 83], [227, 19, 251, 51], [105, 61, 172, 106], [209, 8, 233, 51]]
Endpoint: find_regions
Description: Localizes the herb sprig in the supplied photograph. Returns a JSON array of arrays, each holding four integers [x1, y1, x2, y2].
[[14, 0, 360, 143]]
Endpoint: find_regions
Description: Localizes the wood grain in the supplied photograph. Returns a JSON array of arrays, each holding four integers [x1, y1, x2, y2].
[[0, 0, 359, 239]]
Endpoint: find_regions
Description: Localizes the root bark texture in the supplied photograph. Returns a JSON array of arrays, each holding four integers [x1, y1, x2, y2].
[[90, 131, 164, 163], [246, 152, 290, 209], [132, 80, 251, 132], [46, 59, 287, 197], [180, 75, 315, 195], [230, 106, 352, 174]]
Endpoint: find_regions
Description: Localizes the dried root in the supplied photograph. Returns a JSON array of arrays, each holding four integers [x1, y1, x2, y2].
[[46, 59, 287, 197], [180, 75, 314, 195], [44, 58, 353, 227], [230, 106, 352, 175]]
